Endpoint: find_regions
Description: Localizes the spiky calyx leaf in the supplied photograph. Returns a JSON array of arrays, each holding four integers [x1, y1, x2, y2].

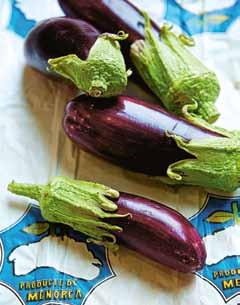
[[130, 12, 220, 126], [48, 32, 131, 98], [8, 176, 129, 250]]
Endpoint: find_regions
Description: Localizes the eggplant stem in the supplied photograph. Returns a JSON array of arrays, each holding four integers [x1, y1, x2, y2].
[[8, 181, 43, 201]]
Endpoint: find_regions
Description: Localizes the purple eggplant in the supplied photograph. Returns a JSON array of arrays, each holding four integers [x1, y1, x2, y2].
[[63, 95, 240, 192], [24, 17, 100, 75], [24, 15, 148, 88], [112, 192, 206, 272], [64, 95, 219, 175], [58, 0, 160, 43], [8, 177, 206, 273]]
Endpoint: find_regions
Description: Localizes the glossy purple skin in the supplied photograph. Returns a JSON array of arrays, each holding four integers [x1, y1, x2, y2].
[[58, 0, 160, 43], [24, 17, 100, 75], [64, 95, 221, 176], [110, 193, 206, 272]]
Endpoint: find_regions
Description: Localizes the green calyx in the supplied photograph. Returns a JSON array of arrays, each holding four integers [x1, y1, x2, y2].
[[8, 176, 129, 250], [130, 12, 220, 125], [48, 31, 131, 98], [159, 133, 240, 192]]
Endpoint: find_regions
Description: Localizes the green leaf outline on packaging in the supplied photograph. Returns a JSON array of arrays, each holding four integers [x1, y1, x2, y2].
[[23, 222, 50, 235], [206, 211, 234, 224], [206, 201, 240, 225]]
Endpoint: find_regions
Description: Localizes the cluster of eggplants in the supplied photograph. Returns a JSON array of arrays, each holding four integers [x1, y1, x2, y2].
[[21, 0, 209, 272], [57, 0, 161, 83], [24, 2, 159, 87]]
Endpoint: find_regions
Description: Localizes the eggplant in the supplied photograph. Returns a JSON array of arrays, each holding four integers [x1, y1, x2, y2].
[[24, 17, 100, 75], [58, 0, 160, 43], [63, 95, 218, 175], [111, 192, 206, 272], [8, 176, 206, 273], [63, 95, 240, 192], [57, 0, 161, 88], [24, 15, 148, 89]]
